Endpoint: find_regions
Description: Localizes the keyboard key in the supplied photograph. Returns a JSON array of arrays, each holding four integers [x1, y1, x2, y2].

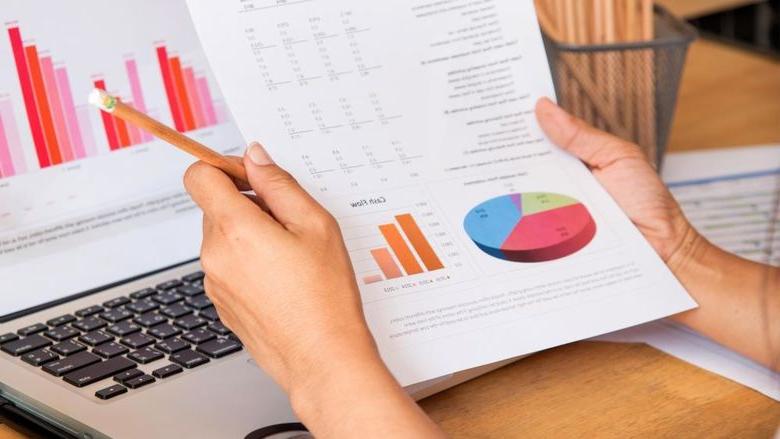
[[120, 333, 155, 349], [128, 348, 164, 364], [1, 335, 52, 356], [152, 290, 183, 305], [0, 333, 20, 344], [126, 299, 159, 315], [148, 324, 181, 340], [174, 315, 207, 331], [134, 313, 166, 328], [129, 288, 156, 300], [185, 295, 212, 310], [152, 363, 183, 379], [95, 384, 127, 400], [51, 340, 87, 356], [93, 342, 129, 359], [160, 303, 192, 319], [78, 331, 113, 347], [124, 374, 156, 389], [22, 349, 59, 367], [98, 308, 133, 323], [63, 356, 135, 387], [182, 271, 205, 283], [43, 351, 101, 377], [154, 338, 189, 354], [228, 333, 243, 345], [46, 314, 76, 327], [156, 279, 183, 290], [18, 323, 48, 336], [170, 350, 210, 369], [197, 338, 243, 359], [182, 329, 216, 345], [207, 321, 231, 336], [107, 321, 142, 337], [178, 284, 205, 297], [72, 317, 107, 332], [113, 368, 143, 384], [43, 326, 80, 342], [103, 297, 131, 309], [75, 305, 104, 318], [199, 307, 220, 322]]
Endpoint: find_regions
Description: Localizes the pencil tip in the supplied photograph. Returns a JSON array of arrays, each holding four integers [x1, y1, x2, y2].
[[88, 88, 116, 113]]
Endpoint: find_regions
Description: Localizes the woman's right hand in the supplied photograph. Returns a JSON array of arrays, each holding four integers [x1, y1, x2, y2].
[[535, 98, 705, 270], [536, 98, 780, 370]]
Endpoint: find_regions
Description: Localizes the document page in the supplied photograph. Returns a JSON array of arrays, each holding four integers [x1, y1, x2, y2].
[[600, 145, 780, 400], [186, 0, 695, 385]]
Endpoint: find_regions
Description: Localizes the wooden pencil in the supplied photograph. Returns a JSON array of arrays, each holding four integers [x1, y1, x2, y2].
[[89, 89, 248, 182]]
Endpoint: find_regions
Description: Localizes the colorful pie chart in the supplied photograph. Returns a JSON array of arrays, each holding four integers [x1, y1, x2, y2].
[[464, 193, 596, 263]]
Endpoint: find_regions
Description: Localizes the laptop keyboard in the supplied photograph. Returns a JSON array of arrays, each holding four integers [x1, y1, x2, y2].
[[0, 271, 244, 400]]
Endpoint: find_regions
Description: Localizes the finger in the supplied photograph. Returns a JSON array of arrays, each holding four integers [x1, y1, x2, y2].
[[243, 142, 331, 231], [535, 97, 645, 169], [184, 160, 276, 229], [223, 155, 252, 192]]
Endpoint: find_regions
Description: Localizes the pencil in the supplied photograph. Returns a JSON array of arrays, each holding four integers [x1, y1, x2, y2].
[[89, 88, 248, 182]]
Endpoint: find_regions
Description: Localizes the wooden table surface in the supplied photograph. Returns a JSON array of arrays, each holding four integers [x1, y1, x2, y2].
[[3, 29, 780, 439]]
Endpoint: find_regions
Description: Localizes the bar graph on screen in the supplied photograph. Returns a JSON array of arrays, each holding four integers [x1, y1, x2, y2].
[[0, 19, 231, 180]]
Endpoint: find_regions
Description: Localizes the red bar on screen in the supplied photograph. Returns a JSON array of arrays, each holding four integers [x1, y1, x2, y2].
[[25, 45, 61, 165], [156, 46, 185, 132], [169, 57, 196, 131], [93, 80, 120, 150], [7, 27, 49, 168]]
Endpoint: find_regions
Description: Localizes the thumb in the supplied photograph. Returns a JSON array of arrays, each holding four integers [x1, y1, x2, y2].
[[243, 142, 326, 230], [535, 97, 644, 169]]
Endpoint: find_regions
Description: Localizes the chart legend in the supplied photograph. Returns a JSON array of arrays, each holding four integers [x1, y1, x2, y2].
[[464, 193, 596, 263]]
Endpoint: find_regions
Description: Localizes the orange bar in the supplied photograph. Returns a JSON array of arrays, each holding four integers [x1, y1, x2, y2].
[[169, 56, 196, 131], [395, 214, 444, 271], [370, 248, 404, 279], [113, 115, 131, 147], [379, 225, 423, 275], [25, 45, 61, 164], [362, 274, 384, 285]]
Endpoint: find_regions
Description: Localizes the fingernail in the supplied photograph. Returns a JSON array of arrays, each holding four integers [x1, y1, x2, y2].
[[246, 142, 274, 166]]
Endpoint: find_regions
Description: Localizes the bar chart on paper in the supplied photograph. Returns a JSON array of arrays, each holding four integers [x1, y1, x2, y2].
[[338, 196, 471, 300]]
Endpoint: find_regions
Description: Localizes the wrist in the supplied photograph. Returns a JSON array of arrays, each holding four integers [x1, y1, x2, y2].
[[665, 223, 713, 281]]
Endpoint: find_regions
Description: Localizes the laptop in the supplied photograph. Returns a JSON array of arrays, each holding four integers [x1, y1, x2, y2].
[[0, 1, 513, 437]]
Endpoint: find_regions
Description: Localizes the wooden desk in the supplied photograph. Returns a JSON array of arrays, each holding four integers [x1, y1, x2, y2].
[[3, 34, 780, 439]]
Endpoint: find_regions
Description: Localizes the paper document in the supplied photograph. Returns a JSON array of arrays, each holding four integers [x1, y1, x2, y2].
[[600, 145, 780, 401], [186, 0, 694, 385]]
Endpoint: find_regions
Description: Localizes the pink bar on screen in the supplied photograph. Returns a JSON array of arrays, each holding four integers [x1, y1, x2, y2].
[[125, 102, 141, 145], [76, 106, 97, 157], [183, 68, 205, 128], [125, 59, 153, 142], [54, 67, 86, 159], [40, 56, 73, 162], [196, 77, 218, 126], [0, 109, 15, 177], [0, 100, 27, 174]]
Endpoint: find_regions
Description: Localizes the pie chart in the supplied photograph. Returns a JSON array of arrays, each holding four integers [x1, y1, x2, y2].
[[463, 193, 596, 263]]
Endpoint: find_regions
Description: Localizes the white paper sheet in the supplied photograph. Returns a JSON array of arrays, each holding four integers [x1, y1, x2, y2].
[[186, 0, 694, 386], [600, 144, 780, 401]]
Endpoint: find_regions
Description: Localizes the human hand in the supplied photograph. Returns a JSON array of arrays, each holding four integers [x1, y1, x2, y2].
[[183, 143, 379, 393], [535, 98, 704, 269], [183, 144, 443, 437]]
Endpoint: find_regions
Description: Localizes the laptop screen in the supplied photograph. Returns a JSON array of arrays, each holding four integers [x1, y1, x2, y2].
[[0, 0, 243, 319]]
